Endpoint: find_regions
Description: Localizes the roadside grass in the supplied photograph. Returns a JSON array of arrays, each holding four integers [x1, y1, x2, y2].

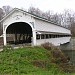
[[0, 46, 74, 75]]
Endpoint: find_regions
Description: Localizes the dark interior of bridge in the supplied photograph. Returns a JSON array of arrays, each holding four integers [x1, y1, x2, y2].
[[6, 22, 32, 44]]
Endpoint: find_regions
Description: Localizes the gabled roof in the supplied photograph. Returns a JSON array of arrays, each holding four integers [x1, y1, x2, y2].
[[0, 8, 27, 22], [0, 8, 69, 30], [0, 8, 58, 24]]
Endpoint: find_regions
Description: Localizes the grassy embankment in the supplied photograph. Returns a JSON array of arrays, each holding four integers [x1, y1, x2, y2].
[[0, 44, 75, 75]]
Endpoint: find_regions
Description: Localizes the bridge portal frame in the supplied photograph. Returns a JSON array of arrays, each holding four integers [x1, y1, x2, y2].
[[3, 21, 36, 46]]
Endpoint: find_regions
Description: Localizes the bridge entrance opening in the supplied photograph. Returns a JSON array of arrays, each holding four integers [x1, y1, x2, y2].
[[6, 22, 32, 45]]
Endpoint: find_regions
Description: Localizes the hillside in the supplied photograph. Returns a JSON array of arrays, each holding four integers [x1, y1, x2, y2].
[[0, 45, 75, 75]]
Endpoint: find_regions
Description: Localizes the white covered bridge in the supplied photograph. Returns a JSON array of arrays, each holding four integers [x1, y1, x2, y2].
[[0, 8, 71, 46]]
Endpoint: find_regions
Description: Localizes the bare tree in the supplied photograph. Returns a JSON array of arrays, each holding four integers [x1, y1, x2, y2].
[[0, 8, 4, 35], [28, 6, 36, 15], [71, 22, 75, 37], [28, 7, 62, 25], [2, 5, 12, 15]]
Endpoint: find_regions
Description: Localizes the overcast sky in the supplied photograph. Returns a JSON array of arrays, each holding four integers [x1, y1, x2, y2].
[[0, 0, 75, 13]]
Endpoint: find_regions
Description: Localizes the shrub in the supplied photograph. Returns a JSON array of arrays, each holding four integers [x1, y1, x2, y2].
[[51, 49, 68, 63], [32, 60, 59, 70], [59, 63, 75, 73], [41, 42, 75, 73], [41, 42, 54, 51]]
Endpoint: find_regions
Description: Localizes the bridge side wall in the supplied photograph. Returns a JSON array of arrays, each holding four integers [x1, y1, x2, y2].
[[35, 18, 71, 34], [36, 37, 71, 46], [35, 18, 71, 46]]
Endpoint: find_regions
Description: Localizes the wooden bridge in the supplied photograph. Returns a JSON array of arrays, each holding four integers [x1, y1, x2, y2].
[[0, 8, 71, 46]]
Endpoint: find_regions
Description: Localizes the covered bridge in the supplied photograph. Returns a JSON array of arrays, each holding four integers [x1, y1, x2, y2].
[[0, 8, 71, 46]]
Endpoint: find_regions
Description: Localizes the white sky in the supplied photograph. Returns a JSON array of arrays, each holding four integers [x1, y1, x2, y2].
[[0, 0, 75, 13]]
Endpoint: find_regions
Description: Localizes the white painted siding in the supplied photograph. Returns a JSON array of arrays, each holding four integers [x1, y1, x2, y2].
[[36, 37, 71, 46], [3, 10, 35, 28], [35, 18, 71, 34]]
